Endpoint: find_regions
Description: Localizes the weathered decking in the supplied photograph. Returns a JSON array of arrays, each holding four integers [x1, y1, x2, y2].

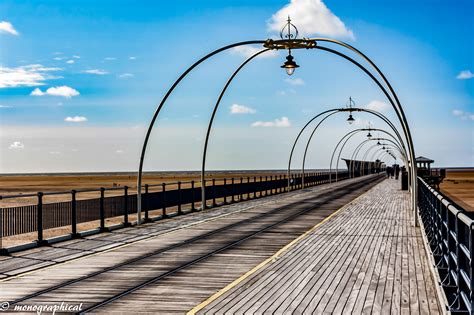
[[193, 179, 442, 314]]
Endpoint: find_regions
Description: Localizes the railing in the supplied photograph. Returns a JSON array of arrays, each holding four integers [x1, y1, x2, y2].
[[418, 177, 474, 313], [0, 171, 352, 252]]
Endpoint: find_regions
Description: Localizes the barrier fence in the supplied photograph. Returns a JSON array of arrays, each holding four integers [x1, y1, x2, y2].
[[1, 171, 351, 251], [418, 177, 473, 313]]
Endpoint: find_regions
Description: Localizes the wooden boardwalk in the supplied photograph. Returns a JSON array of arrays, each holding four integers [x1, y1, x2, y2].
[[0, 176, 443, 314], [193, 179, 443, 314]]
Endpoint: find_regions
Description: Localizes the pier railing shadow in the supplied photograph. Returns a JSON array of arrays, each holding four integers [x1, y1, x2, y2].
[[0, 171, 355, 253]]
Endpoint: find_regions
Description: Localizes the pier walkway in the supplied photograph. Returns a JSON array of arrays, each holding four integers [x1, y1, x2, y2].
[[192, 179, 442, 314], [0, 175, 443, 314]]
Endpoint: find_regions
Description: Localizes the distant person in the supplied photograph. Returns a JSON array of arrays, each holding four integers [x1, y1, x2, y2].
[[386, 166, 391, 178], [395, 164, 400, 180]]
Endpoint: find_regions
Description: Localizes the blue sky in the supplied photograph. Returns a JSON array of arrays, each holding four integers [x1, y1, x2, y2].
[[0, 0, 473, 173]]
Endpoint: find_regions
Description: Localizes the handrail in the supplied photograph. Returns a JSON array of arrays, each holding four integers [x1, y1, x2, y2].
[[417, 176, 473, 312]]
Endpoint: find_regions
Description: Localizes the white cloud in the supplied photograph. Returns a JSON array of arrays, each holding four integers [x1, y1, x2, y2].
[[73, 55, 81, 59], [365, 100, 390, 112], [285, 78, 305, 86], [251, 116, 291, 127], [0, 64, 62, 88], [82, 69, 108, 75], [129, 56, 137, 60], [230, 104, 256, 114], [453, 109, 464, 116], [230, 46, 278, 59], [118, 73, 134, 79], [9, 141, 24, 149], [53, 57, 64, 61], [457, 70, 474, 80], [64, 116, 87, 123], [0, 104, 12, 108], [0, 21, 19, 36], [31, 86, 80, 98], [66, 60, 75, 64], [452, 109, 474, 121], [116, 149, 124, 154], [104, 57, 117, 61], [49, 151, 61, 155], [267, 0, 355, 40]]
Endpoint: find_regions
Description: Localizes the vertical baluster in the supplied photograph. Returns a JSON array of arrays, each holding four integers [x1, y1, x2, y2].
[[99, 188, 106, 232], [212, 179, 216, 207], [37, 192, 44, 244], [178, 181, 183, 215], [191, 181, 196, 212], [124, 186, 130, 226], [71, 190, 78, 236], [162, 183, 167, 217], [144, 184, 150, 222], [231, 178, 235, 203]]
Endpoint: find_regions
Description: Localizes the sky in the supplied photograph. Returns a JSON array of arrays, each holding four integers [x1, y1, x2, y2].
[[0, 0, 473, 173]]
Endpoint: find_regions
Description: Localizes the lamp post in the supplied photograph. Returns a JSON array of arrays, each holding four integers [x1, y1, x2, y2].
[[137, 18, 418, 226]]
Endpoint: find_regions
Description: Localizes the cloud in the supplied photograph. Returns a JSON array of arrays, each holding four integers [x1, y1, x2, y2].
[[251, 116, 291, 127], [365, 100, 390, 112], [457, 70, 474, 80], [49, 151, 61, 155], [64, 116, 87, 122], [31, 86, 80, 98], [82, 69, 108, 75], [230, 46, 278, 59], [73, 55, 81, 59], [116, 149, 124, 154], [9, 141, 24, 149], [0, 64, 62, 88], [0, 104, 12, 108], [53, 57, 64, 61], [230, 104, 256, 114], [104, 57, 117, 61], [66, 60, 75, 64], [129, 56, 137, 60], [0, 21, 19, 35], [118, 73, 134, 79], [452, 109, 474, 121], [267, 0, 355, 40], [285, 78, 305, 86]]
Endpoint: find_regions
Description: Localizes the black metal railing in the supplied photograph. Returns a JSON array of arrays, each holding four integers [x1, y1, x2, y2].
[[0, 171, 354, 251], [418, 177, 474, 313]]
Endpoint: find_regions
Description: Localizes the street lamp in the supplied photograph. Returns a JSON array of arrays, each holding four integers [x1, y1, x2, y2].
[[280, 17, 300, 76], [346, 97, 355, 124]]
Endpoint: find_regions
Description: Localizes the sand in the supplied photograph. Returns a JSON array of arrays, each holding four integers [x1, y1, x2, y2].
[[439, 169, 474, 211]]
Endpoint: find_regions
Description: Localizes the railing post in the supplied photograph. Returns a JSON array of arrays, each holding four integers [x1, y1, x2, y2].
[[247, 177, 251, 200], [240, 177, 243, 201], [144, 184, 150, 222], [212, 179, 217, 207], [37, 192, 45, 245], [231, 178, 235, 203], [191, 180, 196, 212], [469, 223, 474, 309], [162, 183, 167, 217], [71, 190, 78, 237], [123, 186, 131, 226], [223, 178, 228, 204], [99, 187, 106, 232], [178, 181, 183, 215]]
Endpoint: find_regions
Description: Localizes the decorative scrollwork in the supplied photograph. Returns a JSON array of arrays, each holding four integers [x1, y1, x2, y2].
[[280, 16, 299, 40]]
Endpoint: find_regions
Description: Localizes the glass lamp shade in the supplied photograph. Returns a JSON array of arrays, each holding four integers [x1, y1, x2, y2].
[[281, 54, 299, 76]]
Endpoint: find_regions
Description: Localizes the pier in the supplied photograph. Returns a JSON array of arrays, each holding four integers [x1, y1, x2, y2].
[[0, 175, 449, 314]]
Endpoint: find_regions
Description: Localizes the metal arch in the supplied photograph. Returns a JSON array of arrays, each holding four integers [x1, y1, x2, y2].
[[137, 40, 266, 223], [313, 38, 418, 225], [201, 48, 270, 209], [138, 37, 418, 224], [361, 143, 407, 175], [333, 128, 402, 181], [370, 141, 405, 161], [300, 111, 340, 187], [350, 139, 372, 177], [287, 108, 340, 192], [329, 129, 363, 182], [299, 107, 407, 184]]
